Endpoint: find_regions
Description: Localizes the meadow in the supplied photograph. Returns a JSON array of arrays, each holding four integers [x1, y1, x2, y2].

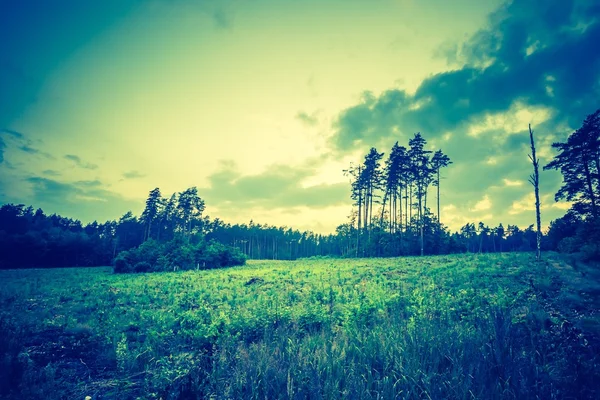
[[1, 253, 599, 399]]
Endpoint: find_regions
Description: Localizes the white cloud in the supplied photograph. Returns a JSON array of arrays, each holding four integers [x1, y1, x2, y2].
[[503, 178, 524, 187], [468, 101, 553, 137], [471, 195, 492, 211], [510, 193, 564, 215], [485, 156, 499, 165], [551, 201, 571, 210], [509, 193, 535, 215]]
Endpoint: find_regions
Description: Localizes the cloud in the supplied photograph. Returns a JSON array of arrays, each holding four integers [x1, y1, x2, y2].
[[0, 128, 55, 162], [331, 0, 600, 151], [0, 128, 26, 163], [21, 176, 141, 222], [0, 128, 27, 163], [509, 193, 536, 215], [325, 0, 600, 231], [503, 178, 524, 187], [471, 194, 492, 212], [202, 160, 348, 210], [64, 154, 99, 170], [0, 128, 24, 138], [42, 169, 61, 176], [18, 144, 55, 159], [552, 201, 572, 210], [467, 101, 553, 137], [122, 170, 146, 179], [296, 111, 319, 127]]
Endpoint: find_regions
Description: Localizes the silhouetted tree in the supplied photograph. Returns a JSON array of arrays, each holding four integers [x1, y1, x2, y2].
[[431, 150, 452, 225], [176, 187, 205, 239], [544, 109, 600, 218], [141, 188, 163, 241], [408, 133, 432, 255]]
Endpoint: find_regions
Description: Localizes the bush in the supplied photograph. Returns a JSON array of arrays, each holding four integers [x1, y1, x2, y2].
[[201, 241, 246, 269], [581, 243, 600, 262], [134, 261, 151, 273], [135, 239, 162, 266], [558, 237, 578, 254], [113, 237, 246, 273], [114, 257, 132, 273]]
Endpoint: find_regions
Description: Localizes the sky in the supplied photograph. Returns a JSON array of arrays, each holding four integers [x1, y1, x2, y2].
[[1, 0, 599, 234]]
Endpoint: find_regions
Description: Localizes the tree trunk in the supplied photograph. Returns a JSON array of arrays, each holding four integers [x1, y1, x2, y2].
[[404, 186, 408, 232], [380, 189, 388, 228], [357, 191, 362, 258], [437, 169, 441, 225], [583, 160, 597, 218], [418, 184, 424, 256], [529, 124, 542, 262], [409, 184, 412, 228]]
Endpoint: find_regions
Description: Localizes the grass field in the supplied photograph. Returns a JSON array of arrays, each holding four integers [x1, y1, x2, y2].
[[1, 253, 600, 399]]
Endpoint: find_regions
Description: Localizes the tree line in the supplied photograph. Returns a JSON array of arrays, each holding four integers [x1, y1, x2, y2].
[[1, 109, 598, 268]]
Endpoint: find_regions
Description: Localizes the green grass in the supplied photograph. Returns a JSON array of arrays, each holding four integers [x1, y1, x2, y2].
[[1, 253, 599, 399]]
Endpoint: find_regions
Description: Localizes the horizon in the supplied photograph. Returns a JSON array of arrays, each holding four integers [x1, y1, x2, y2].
[[2, 0, 599, 234]]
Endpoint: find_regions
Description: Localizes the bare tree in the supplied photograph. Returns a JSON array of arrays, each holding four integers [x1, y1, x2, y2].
[[528, 124, 542, 261]]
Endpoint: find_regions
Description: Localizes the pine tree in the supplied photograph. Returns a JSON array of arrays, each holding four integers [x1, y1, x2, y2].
[[544, 109, 600, 218], [141, 188, 163, 241], [431, 150, 452, 225]]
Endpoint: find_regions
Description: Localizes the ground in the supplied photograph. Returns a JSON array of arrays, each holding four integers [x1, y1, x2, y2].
[[1, 253, 599, 399]]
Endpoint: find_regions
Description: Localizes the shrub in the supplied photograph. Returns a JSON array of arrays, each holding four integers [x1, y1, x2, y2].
[[114, 255, 132, 273], [581, 243, 600, 262], [135, 239, 163, 266], [134, 261, 151, 273], [169, 245, 195, 270], [113, 237, 246, 273], [201, 241, 246, 269], [558, 237, 578, 254]]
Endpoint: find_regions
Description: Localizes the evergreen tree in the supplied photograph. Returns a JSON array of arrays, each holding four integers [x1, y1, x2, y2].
[[141, 188, 163, 241], [544, 109, 600, 218], [431, 150, 452, 225]]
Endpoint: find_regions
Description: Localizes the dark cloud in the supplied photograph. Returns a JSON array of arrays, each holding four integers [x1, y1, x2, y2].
[[0, 128, 55, 161], [18, 145, 55, 159], [64, 154, 99, 170], [0, 128, 25, 163], [18, 145, 39, 154], [122, 170, 146, 179], [0, 128, 25, 139], [42, 169, 61, 176], [332, 0, 600, 151], [327, 0, 599, 229], [22, 176, 141, 222], [332, 90, 411, 150], [202, 161, 347, 210]]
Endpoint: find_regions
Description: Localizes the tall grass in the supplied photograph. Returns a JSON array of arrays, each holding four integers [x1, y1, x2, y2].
[[0, 253, 599, 399]]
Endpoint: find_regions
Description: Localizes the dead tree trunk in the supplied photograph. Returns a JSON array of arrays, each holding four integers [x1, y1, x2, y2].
[[528, 124, 542, 262]]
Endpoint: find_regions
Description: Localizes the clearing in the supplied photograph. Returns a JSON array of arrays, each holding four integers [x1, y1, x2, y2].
[[1, 253, 599, 399]]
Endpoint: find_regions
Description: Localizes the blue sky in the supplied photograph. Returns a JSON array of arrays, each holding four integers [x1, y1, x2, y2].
[[1, 0, 599, 233]]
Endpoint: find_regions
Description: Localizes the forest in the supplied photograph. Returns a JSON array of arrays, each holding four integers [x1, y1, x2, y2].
[[1, 110, 599, 270]]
